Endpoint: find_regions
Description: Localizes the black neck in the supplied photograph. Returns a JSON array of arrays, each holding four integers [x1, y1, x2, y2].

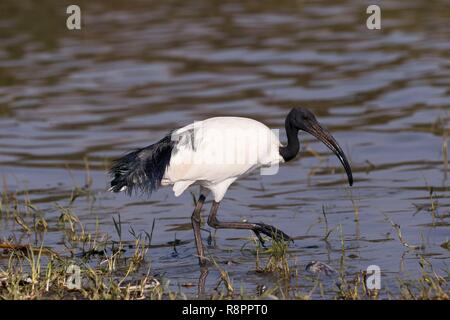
[[279, 114, 299, 162]]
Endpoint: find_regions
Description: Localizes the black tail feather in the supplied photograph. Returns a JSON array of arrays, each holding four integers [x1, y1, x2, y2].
[[109, 135, 174, 195]]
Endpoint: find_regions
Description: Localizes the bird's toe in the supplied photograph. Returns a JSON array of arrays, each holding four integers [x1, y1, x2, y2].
[[252, 229, 267, 247], [253, 223, 292, 243]]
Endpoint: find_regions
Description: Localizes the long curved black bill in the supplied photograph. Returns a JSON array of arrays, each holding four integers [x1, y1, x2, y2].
[[306, 122, 353, 186]]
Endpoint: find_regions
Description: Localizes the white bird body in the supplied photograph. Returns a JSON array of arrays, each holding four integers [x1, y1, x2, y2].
[[162, 117, 283, 201]]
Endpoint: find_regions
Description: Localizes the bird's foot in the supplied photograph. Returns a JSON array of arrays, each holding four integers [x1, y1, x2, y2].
[[252, 229, 267, 247], [252, 223, 292, 244]]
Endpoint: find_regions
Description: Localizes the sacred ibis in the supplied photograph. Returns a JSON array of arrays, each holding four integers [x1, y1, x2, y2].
[[109, 107, 353, 265]]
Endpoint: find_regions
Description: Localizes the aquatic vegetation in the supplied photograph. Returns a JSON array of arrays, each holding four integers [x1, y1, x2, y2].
[[0, 155, 448, 300]]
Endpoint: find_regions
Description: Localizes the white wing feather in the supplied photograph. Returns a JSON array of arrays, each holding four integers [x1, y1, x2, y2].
[[162, 117, 282, 201]]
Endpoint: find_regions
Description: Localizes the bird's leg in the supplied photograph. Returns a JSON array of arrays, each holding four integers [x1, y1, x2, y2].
[[197, 266, 209, 298], [207, 201, 292, 244], [191, 194, 207, 266]]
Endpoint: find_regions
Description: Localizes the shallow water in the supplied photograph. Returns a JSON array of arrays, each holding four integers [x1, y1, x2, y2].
[[0, 0, 449, 298]]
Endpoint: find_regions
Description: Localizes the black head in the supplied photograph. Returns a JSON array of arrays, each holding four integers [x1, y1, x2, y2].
[[288, 108, 319, 130], [288, 107, 353, 186]]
